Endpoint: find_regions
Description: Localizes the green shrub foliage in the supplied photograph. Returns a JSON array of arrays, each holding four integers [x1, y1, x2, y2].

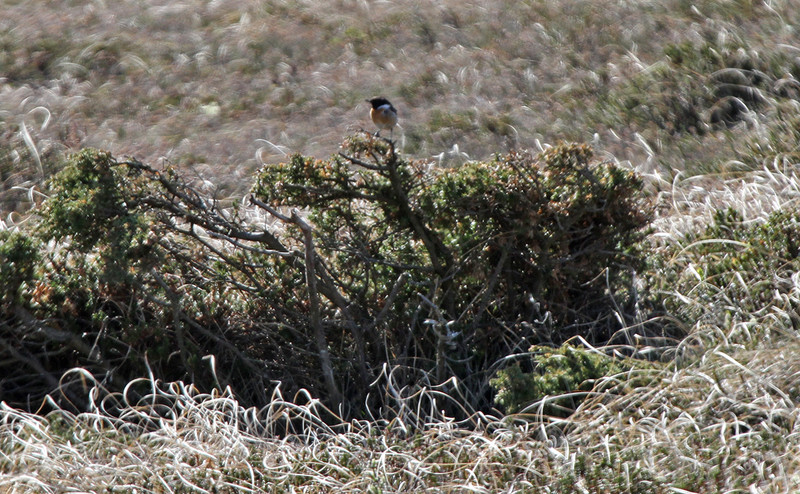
[[1, 138, 651, 416], [2, 149, 245, 410], [491, 343, 654, 416], [252, 136, 651, 411], [0, 231, 39, 308]]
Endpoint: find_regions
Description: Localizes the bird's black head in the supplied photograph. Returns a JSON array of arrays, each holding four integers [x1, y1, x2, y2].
[[367, 97, 392, 109]]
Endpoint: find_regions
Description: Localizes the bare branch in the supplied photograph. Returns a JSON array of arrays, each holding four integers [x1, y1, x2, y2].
[[290, 209, 341, 407]]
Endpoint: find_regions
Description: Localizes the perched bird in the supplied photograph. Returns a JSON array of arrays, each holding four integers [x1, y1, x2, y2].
[[366, 97, 398, 138]]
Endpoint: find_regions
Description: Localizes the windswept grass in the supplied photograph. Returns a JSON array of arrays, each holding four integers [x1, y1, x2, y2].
[[2, 0, 800, 212], [2, 340, 799, 492], [4, 153, 800, 492], [4, 1, 800, 491]]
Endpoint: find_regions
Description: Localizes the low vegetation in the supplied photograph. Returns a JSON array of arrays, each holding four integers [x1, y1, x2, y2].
[[3, 0, 800, 492], [2, 0, 799, 208], [3, 133, 800, 492], [1, 139, 653, 417]]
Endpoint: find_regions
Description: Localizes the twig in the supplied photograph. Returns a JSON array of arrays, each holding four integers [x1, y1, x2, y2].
[[290, 209, 342, 408]]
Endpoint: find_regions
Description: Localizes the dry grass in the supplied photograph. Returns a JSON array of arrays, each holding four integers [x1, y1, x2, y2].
[[569, 341, 800, 492], [1, 342, 798, 492], [4, 156, 800, 492], [4, 1, 800, 492], [648, 156, 800, 240], [1, 372, 555, 493], [2, 0, 799, 209]]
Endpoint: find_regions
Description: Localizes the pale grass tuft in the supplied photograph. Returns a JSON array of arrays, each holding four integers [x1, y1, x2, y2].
[[650, 158, 800, 239], [4, 339, 799, 491], [0, 368, 556, 493], [567, 340, 800, 492]]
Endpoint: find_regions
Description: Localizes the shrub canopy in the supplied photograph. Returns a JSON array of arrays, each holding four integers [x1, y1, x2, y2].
[[1, 138, 652, 417]]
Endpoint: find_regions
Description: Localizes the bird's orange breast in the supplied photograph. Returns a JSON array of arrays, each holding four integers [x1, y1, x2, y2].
[[370, 107, 397, 129]]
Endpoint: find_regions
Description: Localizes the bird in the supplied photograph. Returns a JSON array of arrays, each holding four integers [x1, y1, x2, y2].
[[366, 97, 398, 138]]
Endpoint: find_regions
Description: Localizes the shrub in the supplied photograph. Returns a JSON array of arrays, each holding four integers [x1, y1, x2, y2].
[[0, 231, 39, 308], [1, 149, 261, 411], [490, 343, 654, 416], [419, 144, 649, 338], [253, 136, 652, 411], [3, 138, 652, 417]]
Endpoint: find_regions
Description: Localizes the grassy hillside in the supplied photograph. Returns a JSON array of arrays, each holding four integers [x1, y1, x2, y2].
[[2, 0, 799, 207], [3, 0, 800, 492]]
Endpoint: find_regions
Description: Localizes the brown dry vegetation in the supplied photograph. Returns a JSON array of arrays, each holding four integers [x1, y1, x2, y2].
[[2, 0, 799, 209], [4, 0, 800, 492]]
